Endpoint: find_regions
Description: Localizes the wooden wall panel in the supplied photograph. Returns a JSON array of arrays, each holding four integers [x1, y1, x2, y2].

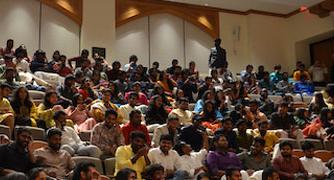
[[116, 0, 220, 38], [40, 0, 82, 24]]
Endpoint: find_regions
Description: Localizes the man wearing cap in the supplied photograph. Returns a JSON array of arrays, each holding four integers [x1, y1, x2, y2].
[[179, 114, 207, 152]]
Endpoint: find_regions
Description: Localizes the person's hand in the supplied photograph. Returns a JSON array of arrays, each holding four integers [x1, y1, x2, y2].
[[136, 146, 149, 157]]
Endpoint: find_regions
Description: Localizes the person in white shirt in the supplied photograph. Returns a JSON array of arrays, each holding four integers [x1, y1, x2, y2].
[[152, 115, 180, 147], [300, 142, 330, 179], [174, 131, 209, 179], [119, 92, 143, 124], [148, 134, 188, 179], [169, 98, 193, 125], [54, 110, 101, 158], [308, 60, 328, 86]]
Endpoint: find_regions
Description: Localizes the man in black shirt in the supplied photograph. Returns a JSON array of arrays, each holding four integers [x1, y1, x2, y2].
[[179, 115, 206, 152], [0, 127, 35, 179]]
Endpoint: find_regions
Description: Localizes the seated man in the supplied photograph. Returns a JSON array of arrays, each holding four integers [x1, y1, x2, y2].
[[206, 134, 242, 179], [34, 128, 75, 179], [224, 167, 243, 180], [300, 142, 330, 179], [169, 97, 193, 125], [124, 82, 148, 106], [252, 121, 279, 153], [244, 100, 267, 128], [56, 75, 78, 108], [239, 137, 271, 176], [115, 131, 150, 179], [152, 115, 179, 148], [91, 109, 124, 159], [53, 110, 101, 158], [30, 50, 50, 73], [148, 134, 188, 179], [179, 114, 205, 152], [0, 127, 34, 179], [90, 88, 123, 123], [119, 92, 145, 124], [262, 167, 280, 180], [214, 117, 239, 152], [72, 162, 101, 180], [235, 119, 253, 152], [122, 110, 151, 146], [258, 88, 275, 117], [143, 164, 165, 180], [272, 141, 308, 180]]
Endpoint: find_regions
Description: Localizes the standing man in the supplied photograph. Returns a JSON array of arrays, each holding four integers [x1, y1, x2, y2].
[[209, 38, 227, 73]]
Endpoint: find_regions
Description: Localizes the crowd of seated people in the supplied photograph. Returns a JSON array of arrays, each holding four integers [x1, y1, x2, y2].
[[0, 38, 334, 180]]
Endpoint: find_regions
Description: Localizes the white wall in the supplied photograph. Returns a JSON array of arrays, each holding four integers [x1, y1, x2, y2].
[[81, 0, 116, 62], [184, 21, 212, 74], [40, 4, 80, 58], [115, 14, 214, 73], [150, 14, 185, 69], [0, 0, 81, 59], [0, 0, 40, 56], [115, 17, 149, 67]]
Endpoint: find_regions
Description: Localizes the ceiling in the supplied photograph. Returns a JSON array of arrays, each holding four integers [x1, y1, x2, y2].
[[165, 0, 325, 14]]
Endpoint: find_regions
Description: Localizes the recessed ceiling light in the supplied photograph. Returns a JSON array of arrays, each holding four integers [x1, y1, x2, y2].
[[204, 3, 209, 6]]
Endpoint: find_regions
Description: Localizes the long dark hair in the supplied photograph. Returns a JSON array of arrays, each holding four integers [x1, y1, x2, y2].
[[202, 100, 216, 122], [320, 107, 331, 128], [72, 93, 82, 107], [11, 87, 33, 114], [44, 91, 57, 109]]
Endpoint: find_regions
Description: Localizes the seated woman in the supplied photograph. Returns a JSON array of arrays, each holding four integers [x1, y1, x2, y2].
[[10, 86, 38, 127], [294, 108, 310, 129], [0, 84, 14, 134], [309, 92, 328, 115], [150, 84, 171, 107], [37, 91, 72, 129], [157, 71, 176, 96], [78, 78, 97, 102], [145, 95, 168, 125], [109, 81, 125, 105], [194, 90, 215, 113], [303, 107, 332, 140], [200, 100, 222, 132], [67, 93, 96, 133]]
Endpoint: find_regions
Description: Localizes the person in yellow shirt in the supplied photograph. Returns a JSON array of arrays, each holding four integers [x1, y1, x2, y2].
[[0, 83, 14, 135], [37, 91, 64, 129], [251, 121, 279, 153], [115, 131, 150, 180], [169, 98, 193, 126], [90, 88, 123, 123], [10, 86, 38, 127]]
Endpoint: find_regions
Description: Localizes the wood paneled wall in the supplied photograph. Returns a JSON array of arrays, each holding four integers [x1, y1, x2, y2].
[[116, 0, 220, 38]]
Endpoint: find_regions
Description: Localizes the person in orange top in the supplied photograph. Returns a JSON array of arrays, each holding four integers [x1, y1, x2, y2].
[[293, 63, 311, 81]]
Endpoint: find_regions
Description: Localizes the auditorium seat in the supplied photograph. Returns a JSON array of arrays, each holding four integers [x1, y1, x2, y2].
[[292, 149, 305, 158], [104, 157, 116, 177], [324, 140, 334, 151], [300, 139, 323, 150], [314, 150, 334, 162], [72, 156, 104, 174], [278, 138, 300, 149], [79, 131, 92, 142], [15, 126, 46, 141], [30, 140, 48, 152], [0, 125, 11, 139]]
